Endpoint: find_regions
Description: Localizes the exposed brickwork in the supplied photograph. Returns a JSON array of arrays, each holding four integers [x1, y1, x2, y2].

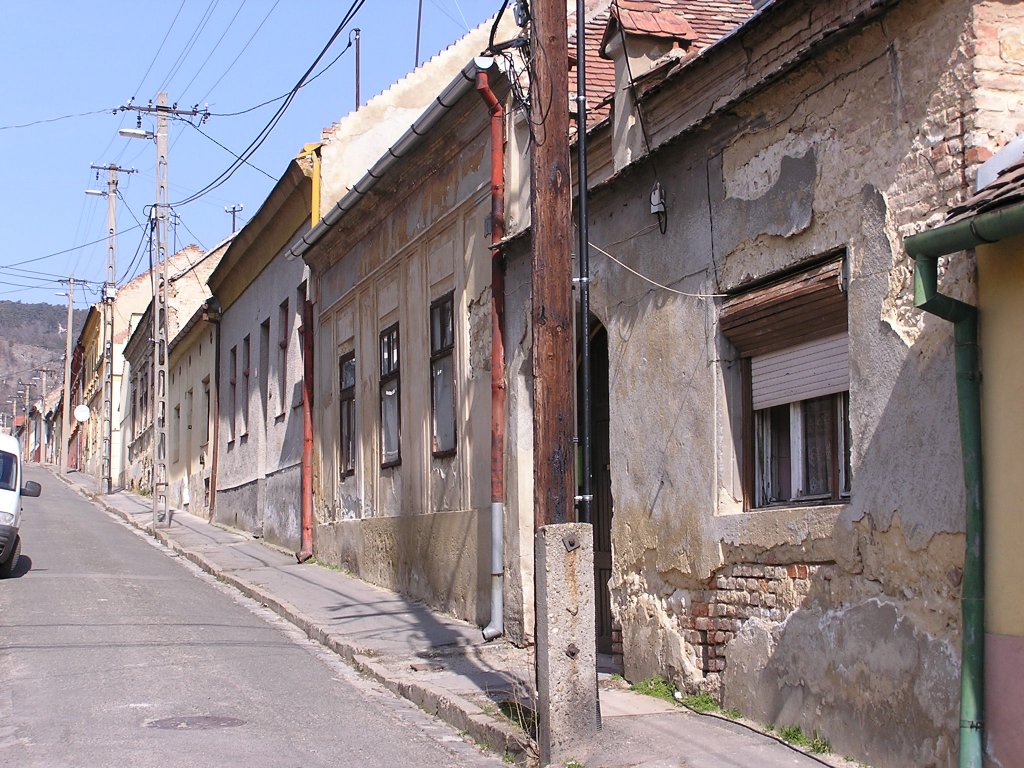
[[678, 563, 826, 677]]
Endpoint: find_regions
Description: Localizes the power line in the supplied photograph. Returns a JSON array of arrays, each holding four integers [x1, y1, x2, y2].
[[0, 226, 142, 270], [158, 0, 222, 94], [172, 0, 366, 208], [179, 0, 249, 101], [131, 0, 187, 98], [198, 0, 281, 104], [181, 119, 275, 179], [206, 36, 353, 118], [0, 108, 115, 131]]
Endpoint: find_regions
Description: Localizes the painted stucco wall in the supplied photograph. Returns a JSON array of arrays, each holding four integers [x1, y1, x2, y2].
[[514, 1, 1024, 765], [215, 236, 308, 552], [167, 321, 216, 518], [310, 88, 508, 629], [978, 232, 1024, 767]]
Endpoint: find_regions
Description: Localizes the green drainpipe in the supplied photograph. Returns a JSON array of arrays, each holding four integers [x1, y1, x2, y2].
[[905, 199, 1024, 768]]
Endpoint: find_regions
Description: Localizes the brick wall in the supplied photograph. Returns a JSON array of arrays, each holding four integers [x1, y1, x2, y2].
[[679, 563, 830, 679]]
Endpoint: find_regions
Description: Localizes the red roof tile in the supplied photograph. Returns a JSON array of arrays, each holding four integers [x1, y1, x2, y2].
[[569, 0, 757, 133], [946, 156, 1024, 223]]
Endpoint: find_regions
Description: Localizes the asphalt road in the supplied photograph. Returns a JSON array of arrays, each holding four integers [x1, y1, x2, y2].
[[0, 465, 504, 768]]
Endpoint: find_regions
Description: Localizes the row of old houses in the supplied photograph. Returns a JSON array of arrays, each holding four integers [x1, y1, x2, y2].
[[43, 1, 1024, 765]]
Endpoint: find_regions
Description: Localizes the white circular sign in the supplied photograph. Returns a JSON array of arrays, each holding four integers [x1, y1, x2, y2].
[[73, 404, 91, 423]]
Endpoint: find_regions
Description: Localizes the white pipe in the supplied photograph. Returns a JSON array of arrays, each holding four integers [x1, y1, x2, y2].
[[482, 501, 504, 640]]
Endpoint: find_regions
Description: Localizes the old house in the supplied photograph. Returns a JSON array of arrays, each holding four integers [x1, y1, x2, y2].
[[72, 263, 155, 489], [292, 16, 522, 633], [206, 159, 313, 551], [294, 0, 1021, 765], [120, 244, 209, 493], [519, 0, 1021, 765], [165, 238, 231, 517]]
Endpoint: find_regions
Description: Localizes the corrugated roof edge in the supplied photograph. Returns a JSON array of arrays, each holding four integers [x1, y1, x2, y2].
[[287, 56, 501, 263]]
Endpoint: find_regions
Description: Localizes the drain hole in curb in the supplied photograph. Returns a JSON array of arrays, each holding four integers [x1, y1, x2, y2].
[[146, 715, 246, 730]]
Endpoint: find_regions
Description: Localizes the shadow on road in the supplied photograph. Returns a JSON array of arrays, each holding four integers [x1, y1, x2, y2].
[[10, 553, 32, 578]]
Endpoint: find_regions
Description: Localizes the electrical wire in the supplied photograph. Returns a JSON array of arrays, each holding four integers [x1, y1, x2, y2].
[[170, 210, 207, 251], [157, 0, 222, 95], [172, 0, 367, 208], [588, 238, 726, 299], [198, 0, 281, 105], [0, 108, 116, 131], [0, 226, 141, 270], [178, 0, 249, 102], [131, 0, 187, 98], [180, 119, 275, 179], [117, 215, 153, 286], [206, 33, 354, 118]]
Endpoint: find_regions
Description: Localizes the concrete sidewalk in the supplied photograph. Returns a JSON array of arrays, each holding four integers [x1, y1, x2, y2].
[[53, 466, 859, 768]]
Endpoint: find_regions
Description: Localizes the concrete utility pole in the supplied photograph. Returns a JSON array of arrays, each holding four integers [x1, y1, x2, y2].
[[224, 203, 243, 233], [90, 163, 136, 493], [60, 277, 75, 476], [529, 1, 599, 765], [119, 94, 205, 526], [152, 94, 171, 527]]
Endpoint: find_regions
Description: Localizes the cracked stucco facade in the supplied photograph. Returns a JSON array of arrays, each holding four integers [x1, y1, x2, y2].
[[497, 0, 1024, 765]]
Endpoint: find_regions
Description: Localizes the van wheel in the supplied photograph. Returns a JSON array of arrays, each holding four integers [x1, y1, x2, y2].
[[0, 536, 20, 578]]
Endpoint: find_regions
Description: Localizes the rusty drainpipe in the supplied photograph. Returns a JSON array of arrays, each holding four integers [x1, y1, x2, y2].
[[296, 145, 321, 564], [478, 67, 506, 641], [297, 295, 315, 563]]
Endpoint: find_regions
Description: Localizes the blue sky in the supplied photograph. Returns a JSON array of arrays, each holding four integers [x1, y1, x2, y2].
[[0, 0, 500, 308]]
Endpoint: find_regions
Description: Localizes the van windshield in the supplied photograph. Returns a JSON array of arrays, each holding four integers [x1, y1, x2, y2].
[[0, 451, 15, 492]]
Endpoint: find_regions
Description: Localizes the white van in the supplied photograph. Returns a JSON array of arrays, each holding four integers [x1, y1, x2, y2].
[[0, 433, 41, 578]]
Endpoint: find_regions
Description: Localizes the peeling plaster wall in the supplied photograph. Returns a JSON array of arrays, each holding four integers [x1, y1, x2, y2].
[[570, 1, 1023, 765]]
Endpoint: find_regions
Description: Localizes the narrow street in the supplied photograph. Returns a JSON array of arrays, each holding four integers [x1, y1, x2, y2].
[[0, 465, 502, 768]]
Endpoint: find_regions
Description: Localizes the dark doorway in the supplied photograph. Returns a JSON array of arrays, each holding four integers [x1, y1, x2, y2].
[[581, 322, 614, 654]]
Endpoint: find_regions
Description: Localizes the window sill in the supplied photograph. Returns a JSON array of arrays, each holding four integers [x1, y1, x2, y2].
[[714, 502, 844, 552]]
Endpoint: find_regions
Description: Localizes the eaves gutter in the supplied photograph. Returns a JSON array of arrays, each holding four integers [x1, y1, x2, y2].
[[287, 56, 498, 262]]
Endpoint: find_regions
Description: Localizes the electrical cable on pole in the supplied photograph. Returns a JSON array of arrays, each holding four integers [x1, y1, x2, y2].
[[118, 93, 202, 526], [60, 276, 75, 476], [88, 163, 136, 494]]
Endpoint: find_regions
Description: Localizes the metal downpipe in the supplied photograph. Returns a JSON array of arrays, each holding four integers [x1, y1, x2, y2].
[[478, 69, 506, 642], [297, 297, 315, 563], [910, 247, 984, 768]]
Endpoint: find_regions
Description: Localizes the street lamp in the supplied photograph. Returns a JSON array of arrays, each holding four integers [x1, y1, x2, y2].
[[118, 127, 154, 140], [121, 99, 169, 526]]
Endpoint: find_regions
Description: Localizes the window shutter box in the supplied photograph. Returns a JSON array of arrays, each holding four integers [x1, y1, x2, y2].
[[751, 333, 849, 410], [720, 259, 847, 357]]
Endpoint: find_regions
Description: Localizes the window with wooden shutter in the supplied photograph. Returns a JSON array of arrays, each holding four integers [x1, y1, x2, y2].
[[723, 256, 851, 509]]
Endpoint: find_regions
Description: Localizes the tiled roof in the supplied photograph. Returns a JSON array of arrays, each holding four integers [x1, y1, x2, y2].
[[614, 0, 696, 41], [571, 8, 618, 129], [682, 0, 760, 48], [946, 157, 1024, 224], [600, 0, 756, 58]]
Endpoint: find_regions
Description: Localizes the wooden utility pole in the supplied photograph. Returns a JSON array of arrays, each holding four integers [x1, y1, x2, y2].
[[531, 0, 575, 529], [530, 2, 600, 766]]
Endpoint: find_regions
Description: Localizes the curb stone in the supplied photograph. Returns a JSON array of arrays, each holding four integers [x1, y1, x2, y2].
[[60, 474, 534, 765]]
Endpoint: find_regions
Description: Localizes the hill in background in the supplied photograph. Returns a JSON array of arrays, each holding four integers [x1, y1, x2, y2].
[[0, 300, 89, 422]]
